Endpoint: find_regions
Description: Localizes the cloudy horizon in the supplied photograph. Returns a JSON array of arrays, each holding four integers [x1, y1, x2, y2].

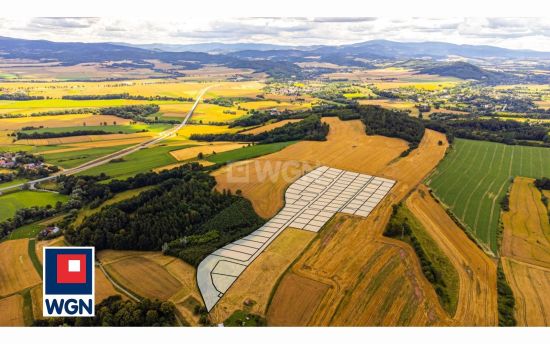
[[1, 17, 549, 51]]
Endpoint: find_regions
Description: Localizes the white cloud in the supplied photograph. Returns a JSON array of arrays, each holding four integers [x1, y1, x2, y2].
[[0, 17, 548, 51]]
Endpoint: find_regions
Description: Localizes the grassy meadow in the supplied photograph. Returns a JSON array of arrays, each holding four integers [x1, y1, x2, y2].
[[78, 143, 196, 180], [0, 191, 68, 222]]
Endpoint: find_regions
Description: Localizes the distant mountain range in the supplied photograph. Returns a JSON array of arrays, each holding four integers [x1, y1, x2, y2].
[[1, 36, 549, 81], [124, 39, 550, 59]]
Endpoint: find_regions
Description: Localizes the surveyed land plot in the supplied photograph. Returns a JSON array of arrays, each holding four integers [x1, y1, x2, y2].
[[197, 166, 395, 311], [427, 139, 550, 253]]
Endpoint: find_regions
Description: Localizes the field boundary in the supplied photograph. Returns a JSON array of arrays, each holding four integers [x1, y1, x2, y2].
[[427, 188, 496, 258]]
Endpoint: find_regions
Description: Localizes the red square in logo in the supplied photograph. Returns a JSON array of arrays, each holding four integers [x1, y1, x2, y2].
[[56, 254, 87, 284]]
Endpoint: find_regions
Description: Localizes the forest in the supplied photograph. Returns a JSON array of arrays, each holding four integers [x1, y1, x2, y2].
[[65, 168, 263, 263], [426, 118, 550, 146]]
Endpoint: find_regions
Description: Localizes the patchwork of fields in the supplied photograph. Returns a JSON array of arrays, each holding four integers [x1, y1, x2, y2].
[[427, 139, 550, 253]]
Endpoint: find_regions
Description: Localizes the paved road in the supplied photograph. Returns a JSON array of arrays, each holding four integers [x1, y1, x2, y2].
[[0, 86, 211, 194]]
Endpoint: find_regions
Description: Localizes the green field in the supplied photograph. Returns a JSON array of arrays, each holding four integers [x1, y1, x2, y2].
[[79, 143, 195, 180], [427, 139, 550, 253], [206, 141, 297, 164], [0, 178, 29, 189], [21, 123, 171, 135], [0, 190, 68, 222], [0, 144, 67, 153], [42, 144, 134, 168]]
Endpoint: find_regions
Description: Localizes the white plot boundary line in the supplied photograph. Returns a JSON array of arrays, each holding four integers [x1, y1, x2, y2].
[[197, 166, 396, 311]]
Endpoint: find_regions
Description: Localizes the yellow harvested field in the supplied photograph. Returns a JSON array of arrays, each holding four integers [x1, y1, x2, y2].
[[205, 81, 265, 98], [213, 117, 408, 218], [210, 228, 315, 323], [0, 114, 132, 131], [95, 267, 123, 303], [238, 100, 311, 111], [191, 103, 247, 123], [502, 177, 550, 268], [35, 236, 66, 264], [102, 255, 181, 300], [267, 272, 331, 326], [268, 214, 451, 326], [158, 102, 194, 117], [0, 294, 24, 326], [98, 250, 203, 325], [15, 131, 154, 146], [501, 177, 550, 326], [176, 124, 238, 139], [170, 142, 248, 161], [0, 79, 212, 99], [0, 239, 41, 297], [502, 258, 550, 326], [407, 185, 498, 325], [359, 99, 419, 116], [265, 128, 450, 325], [240, 119, 300, 135]]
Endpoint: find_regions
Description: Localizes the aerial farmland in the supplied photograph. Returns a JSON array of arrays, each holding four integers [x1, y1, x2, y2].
[[0, 15, 549, 332]]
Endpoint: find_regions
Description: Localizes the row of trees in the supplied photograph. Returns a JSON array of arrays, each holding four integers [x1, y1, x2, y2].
[[34, 296, 177, 327], [98, 104, 160, 122], [425, 118, 550, 147], [0, 93, 44, 100], [62, 93, 193, 102], [191, 114, 329, 144], [16, 130, 112, 140]]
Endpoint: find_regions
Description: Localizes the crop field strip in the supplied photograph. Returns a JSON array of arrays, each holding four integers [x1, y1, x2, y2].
[[198, 166, 395, 310], [501, 177, 550, 326], [427, 139, 550, 253]]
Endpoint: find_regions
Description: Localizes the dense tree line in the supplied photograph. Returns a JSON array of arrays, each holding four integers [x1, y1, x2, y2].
[[497, 263, 517, 326], [191, 114, 329, 144], [65, 167, 262, 257], [34, 296, 177, 327], [98, 104, 160, 122], [0, 108, 92, 119], [61, 93, 193, 102], [425, 118, 550, 147], [164, 197, 264, 266], [16, 130, 112, 140], [0, 93, 44, 100], [229, 112, 280, 128], [534, 177, 550, 190]]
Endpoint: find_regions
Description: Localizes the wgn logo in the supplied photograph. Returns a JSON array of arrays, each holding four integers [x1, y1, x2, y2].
[[43, 247, 95, 317]]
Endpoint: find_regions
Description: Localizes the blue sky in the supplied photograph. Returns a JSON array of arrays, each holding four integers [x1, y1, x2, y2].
[[1, 17, 549, 51]]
